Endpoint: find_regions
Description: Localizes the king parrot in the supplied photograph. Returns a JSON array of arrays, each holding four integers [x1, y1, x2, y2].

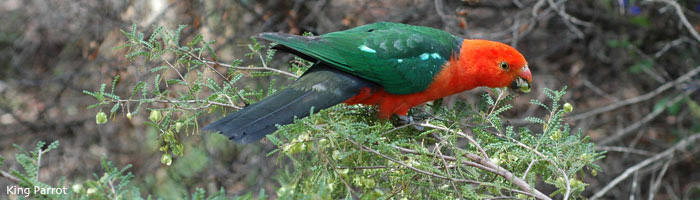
[[204, 22, 532, 144]]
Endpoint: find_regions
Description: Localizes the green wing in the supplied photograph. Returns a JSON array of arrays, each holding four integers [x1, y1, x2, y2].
[[258, 22, 463, 94]]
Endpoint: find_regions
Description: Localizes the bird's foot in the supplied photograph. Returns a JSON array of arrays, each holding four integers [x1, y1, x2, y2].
[[397, 115, 424, 131]]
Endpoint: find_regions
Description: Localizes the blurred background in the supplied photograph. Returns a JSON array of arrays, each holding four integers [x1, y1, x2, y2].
[[1, 0, 700, 199]]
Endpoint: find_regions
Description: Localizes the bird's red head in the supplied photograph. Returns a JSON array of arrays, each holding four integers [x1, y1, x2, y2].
[[454, 39, 532, 92]]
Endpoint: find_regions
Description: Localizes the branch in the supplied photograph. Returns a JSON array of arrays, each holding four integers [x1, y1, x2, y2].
[[204, 60, 300, 79], [590, 133, 700, 200], [420, 122, 490, 159], [599, 90, 694, 145], [648, 153, 673, 200], [435, 143, 464, 200], [391, 145, 551, 200], [336, 165, 389, 170], [595, 146, 653, 156], [420, 121, 562, 200], [344, 137, 482, 184], [160, 54, 188, 85], [0, 170, 20, 183], [547, 0, 591, 38], [644, 0, 700, 43], [186, 52, 229, 82], [107, 98, 242, 110], [344, 132, 546, 199], [36, 148, 47, 181], [570, 65, 700, 121]]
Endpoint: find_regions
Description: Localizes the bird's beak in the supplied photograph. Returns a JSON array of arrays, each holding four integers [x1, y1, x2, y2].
[[510, 65, 532, 93]]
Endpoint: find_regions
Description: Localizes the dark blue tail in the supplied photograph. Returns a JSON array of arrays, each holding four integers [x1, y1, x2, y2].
[[203, 63, 377, 144]]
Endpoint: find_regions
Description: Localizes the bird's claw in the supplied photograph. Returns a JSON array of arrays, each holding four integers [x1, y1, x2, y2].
[[398, 115, 413, 124], [397, 115, 424, 131]]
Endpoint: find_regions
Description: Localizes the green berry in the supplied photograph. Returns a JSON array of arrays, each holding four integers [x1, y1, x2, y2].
[[71, 184, 83, 193], [96, 111, 107, 124], [149, 110, 162, 122], [161, 153, 173, 166], [563, 103, 574, 113], [550, 129, 562, 141], [520, 85, 531, 93], [175, 122, 183, 132]]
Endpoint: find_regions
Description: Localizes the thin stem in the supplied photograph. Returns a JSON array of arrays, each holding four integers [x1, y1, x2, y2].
[[204, 61, 300, 79], [590, 133, 700, 200], [570, 65, 700, 121], [106, 98, 242, 110], [643, 0, 700, 43], [0, 170, 20, 183]]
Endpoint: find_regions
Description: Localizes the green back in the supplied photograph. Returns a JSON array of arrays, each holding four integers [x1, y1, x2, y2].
[[259, 22, 463, 94]]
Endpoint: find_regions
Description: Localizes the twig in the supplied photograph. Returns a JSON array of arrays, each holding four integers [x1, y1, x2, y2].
[[590, 133, 700, 200], [386, 175, 418, 200], [186, 52, 229, 82], [485, 97, 573, 200], [391, 145, 551, 200], [644, 0, 700, 43], [631, 171, 640, 199], [345, 137, 484, 184], [345, 132, 548, 198], [159, 54, 188, 85], [204, 60, 299, 79], [391, 145, 493, 174], [423, 109, 564, 199], [532, 0, 548, 17], [436, 144, 464, 199], [628, 45, 669, 83], [648, 154, 673, 200], [522, 159, 540, 180], [108, 179, 117, 198], [434, 0, 449, 27], [513, 137, 571, 200], [36, 148, 43, 180], [380, 123, 413, 137], [320, 151, 356, 197], [186, 52, 255, 105], [512, 0, 525, 8], [547, 0, 592, 38], [570, 65, 700, 121], [420, 122, 489, 159], [582, 78, 619, 101], [550, 0, 593, 26], [489, 89, 507, 116], [599, 90, 694, 145], [653, 38, 686, 58], [107, 98, 242, 110], [345, 137, 540, 200], [336, 166, 388, 169], [596, 146, 653, 156], [0, 170, 20, 183]]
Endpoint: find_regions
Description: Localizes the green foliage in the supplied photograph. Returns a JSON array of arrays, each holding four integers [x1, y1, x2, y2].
[[629, 59, 652, 73], [269, 87, 604, 199], [629, 16, 651, 27], [83, 24, 605, 199], [8, 141, 61, 199], [0, 141, 246, 199], [84, 24, 295, 162]]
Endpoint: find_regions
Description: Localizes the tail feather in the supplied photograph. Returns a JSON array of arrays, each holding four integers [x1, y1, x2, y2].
[[203, 63, 377, 144]]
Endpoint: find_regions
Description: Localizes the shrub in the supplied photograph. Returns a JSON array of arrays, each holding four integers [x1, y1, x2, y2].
[[80, 25, 605, 199]]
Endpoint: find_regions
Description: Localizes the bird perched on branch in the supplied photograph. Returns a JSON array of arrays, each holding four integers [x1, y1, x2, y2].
[[204, 22, 532, 144]]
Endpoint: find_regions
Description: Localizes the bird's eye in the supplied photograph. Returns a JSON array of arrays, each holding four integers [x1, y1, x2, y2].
[[499, 62, 509, 71]]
